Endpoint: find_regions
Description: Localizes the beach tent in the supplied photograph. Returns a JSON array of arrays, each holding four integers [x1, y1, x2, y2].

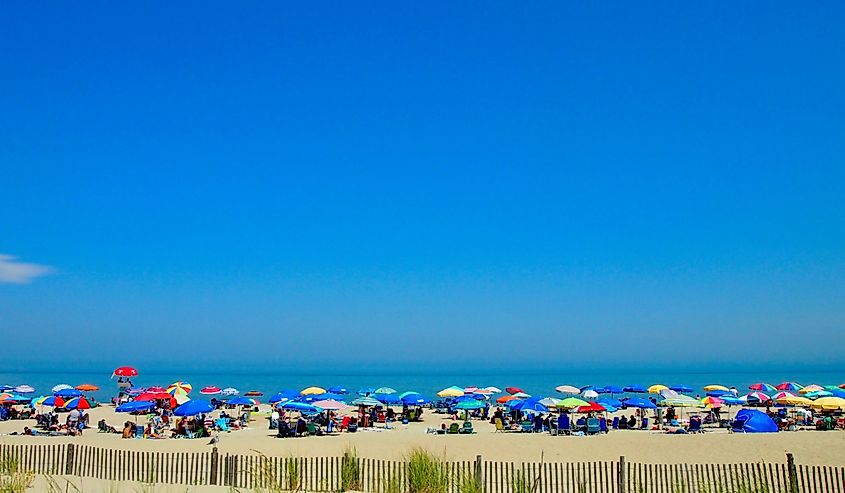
[[731, 409, 778, 433]]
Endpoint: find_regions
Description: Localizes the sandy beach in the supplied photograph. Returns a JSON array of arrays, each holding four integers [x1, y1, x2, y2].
[[2, 405, 843, 466]]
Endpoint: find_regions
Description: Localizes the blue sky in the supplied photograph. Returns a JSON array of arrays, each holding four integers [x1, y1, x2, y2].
[[1, 2, 844, 371]]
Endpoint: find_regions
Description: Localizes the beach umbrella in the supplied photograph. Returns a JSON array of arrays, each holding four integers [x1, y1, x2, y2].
[[14, 385, 35, 394], [279, 401, 320, 413], [624, 397, 657, 409], [473, 388, 494, 395], [398, 391, 420, 399], [116, 401, 155, 413], [703, 385, 729, 392], [804, 390, 833, 399], [227, 397, 255, 406], [773, 391, 796, 401], [582, 390, 599, 399], [402, 395, 430, 405], [669, 385, 693, 393], [463, 386, 478, 394], [327, 386, 349, 394], [748, 383, 776, 393], [779, 395, 813, 406], [200, 386, 222, 395], [313, 399, 351, 411], [37, 396, 65, 407], [125, 387, 145, 396], [511, 392, 531, 398], [144, 386, 165, 393], [437, 387, 464, 397], [167, 382, 192, 396], [647, 385, 668, 394], [660, 395, 702, 408], [538, 397, 560, 407], [63, 397, 92, 410], [270, 389, 298, 402], [377, 394, 401, 405], [221, 387, 239, 396], [810, 397, 845, 411], [75, 384, 99, 392], [455, 399, 485, 410], [556, 397, 589, 409], [374, 387, 396, 395], [244, 390, 263, 397], [745, 392, 771, 404], [599, 386, 623, 395], [301, 386, 326, 395], [136, 392, 177, 408], [484, 386, 502, 393], [0, 386, 13, 392], [113, 366, 138, 377], [505, 387, 525, 395], [268, 394, 290, 404], [776, 382, 803, 391], [357, 387, 376, 396], [576, 402, 606, 413], [496, 395, 518, 404], [514, 398, 549, 413], [701, 396, 724, 407], [52, 384, 73, 393], [706, 390, 732, 397], [659, 389, 679, 399], [174, 399, 214, 417], [555, 385, 580, 395], [351, 396, 382, 407], [624, 385, 647, 393], [798, 384, 824, 394], [55, 388, 83, 398]]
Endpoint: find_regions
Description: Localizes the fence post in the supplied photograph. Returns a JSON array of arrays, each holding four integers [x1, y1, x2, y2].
[[475, 455, 483, 492], [618, 456, 626, 493], [786, 453, 798, 493], [209, 447, 219, 485], [65, 443, 76, 476]]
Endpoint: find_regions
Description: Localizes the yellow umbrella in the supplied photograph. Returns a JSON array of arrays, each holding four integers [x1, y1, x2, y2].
[[437, 387, 464, 397], [810, 397, 845, 411], [647, 384, 668, 394], [556, 397, 589, 408], [300, 386, 326, 395], [798, 384, 824, 395], [778, 395, 813, 406], [703, 384, 729, 391]]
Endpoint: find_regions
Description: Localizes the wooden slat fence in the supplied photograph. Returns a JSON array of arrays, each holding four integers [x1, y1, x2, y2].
[[2, 444, 843, 492]]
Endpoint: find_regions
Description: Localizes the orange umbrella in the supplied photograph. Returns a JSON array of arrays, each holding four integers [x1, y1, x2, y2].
[[75, 384, 100, 392], [496, 395, 518, 403]]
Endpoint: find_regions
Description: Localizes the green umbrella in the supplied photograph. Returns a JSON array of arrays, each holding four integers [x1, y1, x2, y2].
[[374, 387, 396, 394], [455, 400, 485, 410], [556, 397, 588, 408]]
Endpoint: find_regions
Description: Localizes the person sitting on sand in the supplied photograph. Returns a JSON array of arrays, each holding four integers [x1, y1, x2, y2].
[[628, 415, 637, 429], [122, 422, 134, 439]]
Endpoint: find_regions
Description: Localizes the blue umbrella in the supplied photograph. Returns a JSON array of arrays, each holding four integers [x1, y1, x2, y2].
[[327, 386, 349, 394], [0, 385, 14, 392], [174, 399, 214, 417], [514, 398, 549, 413], [269, 393, 290, 403], [377, 394, 401, 404], [116, 401, 155, 413], [357, 387, 376, 396], [720, 396, 745, 406], [55, 388, 82, 398], [624, 398, 657, 409], [227, 397, 254, 406], [279, 401, 320, 413], [597, 398, 622, 408], [670, 385, 693, 393], [402, 394, 430, 405], [599, 386, 623, 394], [707, 390, 731, 397], [624, 385, 647, 393]]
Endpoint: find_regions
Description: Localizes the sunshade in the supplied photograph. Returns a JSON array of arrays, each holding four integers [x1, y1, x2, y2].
[[113, 366, 138, 377], [707, 390, 731, 397], [174, 399, 214, 417], [804, 390, 833, 399], [582, 390, 599, 399], [35, 396, 65, 407], [227, 397, 255, 406], [455, 399, 485, 410], [745, 392, 771, 403], [244, 391, 263, 397], [484, 386, 502, 393], [647, 385, 668, 394], [398, 391, 420, 399], [701, 396, 724, 407], [221, 387, 239, 396], [377, 394, 401, 404], [351, 396, 382, 407], [557, 397, 589, 408], [514, 398, 549, 413], [505, 387, 525, 395], [809, 397, 845, 410], [301, 386, 327, 395], [374, 387, 396, 394], [167, 382, 192, 396], [777, 394, 812, 406], [773, 391, 796, 401], [598, 386, 623, 394], [555, 385, 580, 395], [75, 384, 99, 392], [14, 385, 35, 394], [402, 395, 430, 405], [512, 392, 531, 398], [496, 395, 518, 403], [669, 385, 693, 393], [538, 397, 560, 407], [327, 386, 349, 394], [52, 384, 73, 393], [63, 397, 92, 410], [576, 402, 606, 413], [313, 399, 351, 411], [660, 395, 702, 408], [624, 385, 647, 393], [776, 382, 803, 391], [749, 383, 776, 393], [279, 401, 320, 413], [625, 397, 657, 409], [703, 385, 729, 391], [200, 386, 222, 395], [116, 401, 154, 413], [798, 384, 824, 394], [437, 386, 464, 397], [55, 388, 83, 398]]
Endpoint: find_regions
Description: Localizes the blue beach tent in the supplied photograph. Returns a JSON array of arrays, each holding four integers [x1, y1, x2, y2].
[[731, 409, 778, 433]]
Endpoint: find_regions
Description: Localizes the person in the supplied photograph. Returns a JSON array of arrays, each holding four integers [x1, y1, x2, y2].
[[67, 409, 80, 436], [122, 421, 134, 438], [270, 409, 280, 429], [618, 415, 628, 429], [627, 415, 636, 429]]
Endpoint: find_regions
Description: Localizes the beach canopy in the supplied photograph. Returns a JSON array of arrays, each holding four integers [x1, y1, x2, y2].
[[174, 399, 214, 417], [301, 386, 326, 395], [200, 386, 222, 395], [167, 382, 192, 396], [810, 397, 845, 411], [437, 386, 464, 397], [647, 385, 668, 394], [113, 366, 138, 377], [75, 384, 99, 392], [556, 397, 589, 408], [731, 409, 778, 433], [352, 396, 382, 407], [55, 388, 83, 398], [555, 385, 580, 395], [116, 401, 155, 413]]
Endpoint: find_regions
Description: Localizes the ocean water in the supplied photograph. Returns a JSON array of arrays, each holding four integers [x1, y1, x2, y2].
[[0, 368, 841, 403]]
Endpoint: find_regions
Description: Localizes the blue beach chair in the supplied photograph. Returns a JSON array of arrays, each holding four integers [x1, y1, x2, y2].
[[586, 418, 600, 435]]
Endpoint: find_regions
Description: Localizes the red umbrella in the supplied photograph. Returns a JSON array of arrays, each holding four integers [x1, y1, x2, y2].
[[505, 387, 525, 395], [136, 392, 176, 408], [200, 386, 222, 395], [146, 386, 167, 393], [113, 366, 138, 377], [576, 402, 606, 413], [496, 395, 518, 403]]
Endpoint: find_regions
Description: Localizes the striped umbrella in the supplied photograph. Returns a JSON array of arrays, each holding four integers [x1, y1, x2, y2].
[[776, 382, 803, 391], [200, 386, 222, 395], [167, 382, 192, 396], [748, 383, 776, 393], [64, 397, 92, 410], [701, 396, 724, 407], [745, 392, 771, 404], [799, 384, 824, 395]]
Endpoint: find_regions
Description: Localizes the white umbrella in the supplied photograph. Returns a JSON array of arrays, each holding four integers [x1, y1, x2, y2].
[[582, 390, 599, 399], [52, 384, 72, 393], [15, 385, 35, 394], [538, 397, 560, 407], [484, 386, 502, 393], [555, 385, 580, 394], [221, 388, 239, 396], [313, 399, 351, 411]]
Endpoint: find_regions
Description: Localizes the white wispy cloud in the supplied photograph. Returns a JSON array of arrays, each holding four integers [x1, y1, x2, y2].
[[0, 254, 54, 284]]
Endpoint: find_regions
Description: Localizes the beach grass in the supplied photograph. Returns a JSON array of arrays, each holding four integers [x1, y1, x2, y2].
[[0, 456, 34, 493], [339, 446, 361, 492], [406, 448, 449, 493]]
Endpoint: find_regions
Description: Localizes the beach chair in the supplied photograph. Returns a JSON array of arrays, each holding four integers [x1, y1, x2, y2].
[[641, 418, 649, 429], [306, 423, 318, 436], [557, 414, 570, 435], [134, 425, 144, 439], [447, 423, 460, 434], [599, 418, 608, 433], [460, 421, 474, 434], [586, 418, 600, 435], [687, 416, 702, 433], [215, 418, 229, 432], [519, 421, 532, 433], [494, 418, 504, 433], [612, 417, 619, 430]]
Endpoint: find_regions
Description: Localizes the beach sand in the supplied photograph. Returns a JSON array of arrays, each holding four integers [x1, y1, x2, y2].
[[1, 405, 843, 466]]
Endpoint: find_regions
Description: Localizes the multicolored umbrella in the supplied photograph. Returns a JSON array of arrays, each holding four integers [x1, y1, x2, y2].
[[167, 382, 192, 396], [773, 391, 797, 401], [748, 383, 776, 393], [200, 386, 222, 395], [701, 396, 724, 407], [113, 366, 138, 377], [63, 397, 92, 410], [798, 384, 824, 395], [776, 382, 803, 391], [745, 392, 771, 404], [35, 396, 65, 407]]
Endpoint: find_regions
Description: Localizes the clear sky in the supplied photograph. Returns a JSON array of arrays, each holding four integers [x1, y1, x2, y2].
[[1, 2, 844, 372]]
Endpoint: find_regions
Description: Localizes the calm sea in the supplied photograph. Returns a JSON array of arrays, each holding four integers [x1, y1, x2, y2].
[[0, 368, 841, 403]]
